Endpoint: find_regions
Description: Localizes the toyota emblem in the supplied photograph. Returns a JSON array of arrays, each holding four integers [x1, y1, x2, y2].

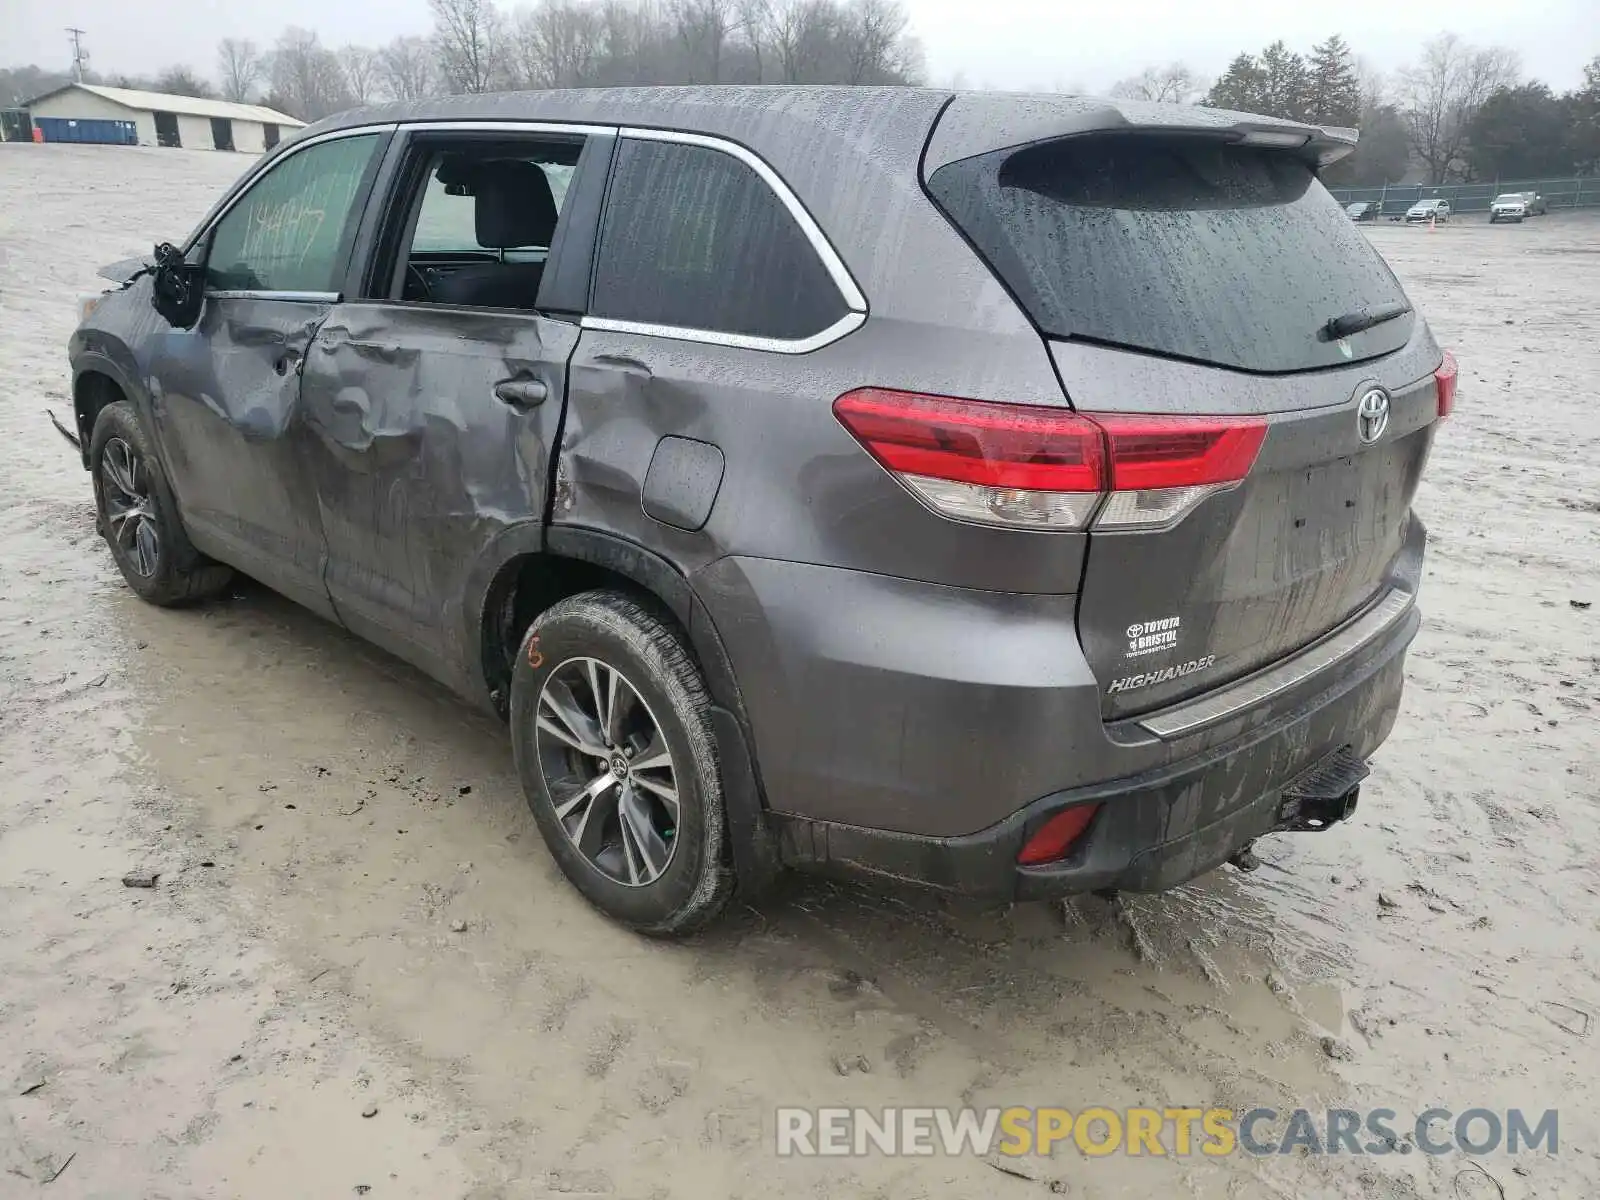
[[1356, 388, 1390, 445]]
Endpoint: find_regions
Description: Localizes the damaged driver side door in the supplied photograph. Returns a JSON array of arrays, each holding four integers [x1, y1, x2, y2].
[[147, 130, 387, 616]]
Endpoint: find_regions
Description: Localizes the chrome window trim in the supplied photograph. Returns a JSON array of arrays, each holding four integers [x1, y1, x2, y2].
[[400, 121, 870, 349], [618, 125, 868, 315], [1136, 588, 1415, 739], [581, 311, 865, 356], [204, 290, 342, 303], [186, 123, 398, 253], [399, 120, 615, 137], [189, 117, 872, 348]]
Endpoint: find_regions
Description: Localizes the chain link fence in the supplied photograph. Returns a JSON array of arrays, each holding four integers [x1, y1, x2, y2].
[[1327, 177, 1597, 216]]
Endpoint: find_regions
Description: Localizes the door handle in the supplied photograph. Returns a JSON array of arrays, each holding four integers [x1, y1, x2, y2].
[[591, 352, 652, 375], [494, 379, 548, 410], [274, 352, 300, 377]]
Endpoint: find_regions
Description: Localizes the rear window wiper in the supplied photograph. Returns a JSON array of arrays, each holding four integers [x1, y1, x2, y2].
[[1323, 302, 1411, 340]]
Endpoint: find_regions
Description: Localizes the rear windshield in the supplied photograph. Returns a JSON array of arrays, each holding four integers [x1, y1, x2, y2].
[[927, 135, 1413, 374]]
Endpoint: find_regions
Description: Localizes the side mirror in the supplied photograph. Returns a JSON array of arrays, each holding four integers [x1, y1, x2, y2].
[[149, 241, 204, 329]]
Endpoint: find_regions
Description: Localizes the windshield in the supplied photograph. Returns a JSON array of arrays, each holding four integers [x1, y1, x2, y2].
[[1493, 195, 1521, 204], [928, 134, 1413, 373]]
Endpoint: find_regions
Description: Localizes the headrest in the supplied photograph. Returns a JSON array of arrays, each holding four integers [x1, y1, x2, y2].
[[471, 160, 559, 249]]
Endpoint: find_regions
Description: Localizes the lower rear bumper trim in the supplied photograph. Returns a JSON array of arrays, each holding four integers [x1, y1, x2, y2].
[[1135, 588, 1414, 739]]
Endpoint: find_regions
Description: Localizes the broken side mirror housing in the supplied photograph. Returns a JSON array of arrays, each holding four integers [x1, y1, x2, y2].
[[150, 241, 204, 329]]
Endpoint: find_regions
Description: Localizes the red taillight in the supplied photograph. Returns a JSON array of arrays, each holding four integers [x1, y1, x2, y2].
[[1018, 804, 1101, 866], [1434, 350, 1458, 419], [1095, 415, 1267, 490], [831, 389, 1105, 491], [833, 388, 1267, 532]]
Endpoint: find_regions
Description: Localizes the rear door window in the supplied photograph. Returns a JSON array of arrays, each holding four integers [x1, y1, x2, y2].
[[411, 159, 574, 259], [590, 138, 847, 342], [928, 135, 1413, 373]]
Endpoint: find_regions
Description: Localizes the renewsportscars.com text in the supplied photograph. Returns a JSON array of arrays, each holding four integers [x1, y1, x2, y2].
[[775, 1106, 1558, 1158]]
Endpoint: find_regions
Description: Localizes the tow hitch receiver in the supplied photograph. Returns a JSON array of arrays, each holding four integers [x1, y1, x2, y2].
[[47, 409, 81, 451], [1275, 746, 1369, 832]]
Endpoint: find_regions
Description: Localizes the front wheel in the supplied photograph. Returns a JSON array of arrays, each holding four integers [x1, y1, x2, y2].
[[89, 401, 233, 606], [509, 591, 735, 935]]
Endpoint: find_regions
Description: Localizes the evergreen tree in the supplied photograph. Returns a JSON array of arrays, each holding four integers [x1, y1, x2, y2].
[[1206, 42, 1310, 121], [1258, 40, 1310, 121], [1206, 53, 1266, 113], [1306, 34, 1361, 126], [1467, 84, 1573, 178]]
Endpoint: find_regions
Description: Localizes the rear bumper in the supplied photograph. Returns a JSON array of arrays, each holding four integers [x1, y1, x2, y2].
[[770, 601, 1417, 901]]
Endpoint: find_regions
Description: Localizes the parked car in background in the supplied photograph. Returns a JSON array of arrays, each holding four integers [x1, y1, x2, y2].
[[1522, 191, 1548, 216], [1405, 199, 1450, 223], [1346, 201, 1377, 222], [61, 89, 1454, 933], [1489, 193, 1528, 223]]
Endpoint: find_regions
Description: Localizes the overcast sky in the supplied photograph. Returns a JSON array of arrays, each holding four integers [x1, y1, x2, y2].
[[11, 0, 1596, 93]]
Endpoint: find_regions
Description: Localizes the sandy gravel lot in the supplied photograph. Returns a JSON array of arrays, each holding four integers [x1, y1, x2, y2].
[[1, 143, 1597, 1199]]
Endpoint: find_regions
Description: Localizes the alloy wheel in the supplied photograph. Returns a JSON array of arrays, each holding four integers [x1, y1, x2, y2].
[[534, 656, 680, 887], [101, 437, 160, 578]]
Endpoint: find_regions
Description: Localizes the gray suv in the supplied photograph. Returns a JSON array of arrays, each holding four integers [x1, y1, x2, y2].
[[62, 88, 1455, 933]]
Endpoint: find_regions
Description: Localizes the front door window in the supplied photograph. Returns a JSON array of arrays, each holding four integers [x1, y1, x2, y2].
[[206, 133, 381, 293]]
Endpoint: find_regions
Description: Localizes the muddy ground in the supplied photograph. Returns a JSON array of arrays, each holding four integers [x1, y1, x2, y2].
[[1, 143, 1596, 1199]]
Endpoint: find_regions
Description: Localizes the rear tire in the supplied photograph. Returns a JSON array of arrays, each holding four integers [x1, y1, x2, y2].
[[509, 590, 735, 935], [89, 401, 233, 606]]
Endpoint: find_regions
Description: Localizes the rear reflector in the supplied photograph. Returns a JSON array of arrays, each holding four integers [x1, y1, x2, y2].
[[833, 389, 1267, 531], [1017, 803, 1101, 866], [1435, 350, 1458, 419]]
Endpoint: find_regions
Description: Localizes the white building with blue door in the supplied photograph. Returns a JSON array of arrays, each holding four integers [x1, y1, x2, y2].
[[25, 84, 303, 153]]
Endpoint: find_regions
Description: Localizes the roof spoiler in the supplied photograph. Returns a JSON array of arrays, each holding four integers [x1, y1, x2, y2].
[[924, 95, 1361, 175]]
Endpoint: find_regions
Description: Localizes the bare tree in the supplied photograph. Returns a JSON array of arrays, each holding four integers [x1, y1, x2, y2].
[[431, 0, 506, 93], [340, 45, 380, 104], [377, 36, 437, 101], [670, 0, 742, 83], [739, 0, 770, 82], [595, 0, 660, 84], [268, 27, 354, 121], [839, 0, 909, 85], [217, 38, 262, 102], [770, 0, 835, 83], [512, 0, 604, 88], [1355, 55, 1387, 113], [1397, 33, 1521, 183], [153, 65, 217, 99], [1110, 62, 1205, 105]]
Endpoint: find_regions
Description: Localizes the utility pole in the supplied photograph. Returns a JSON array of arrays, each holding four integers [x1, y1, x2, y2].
[[66, 27, 89, 82]]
